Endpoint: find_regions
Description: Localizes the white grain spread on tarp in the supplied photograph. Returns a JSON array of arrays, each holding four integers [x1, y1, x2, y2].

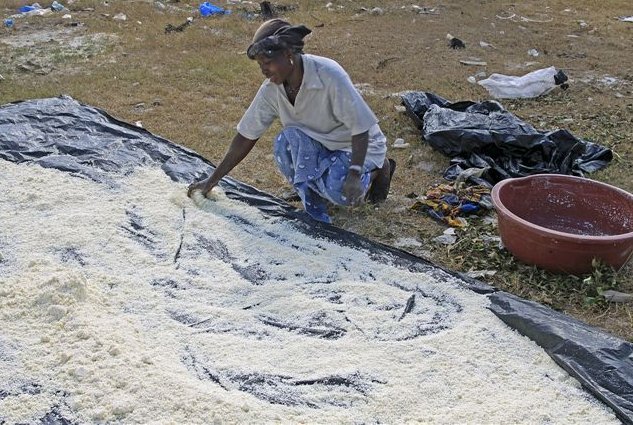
[[0, 160, 617, 423]]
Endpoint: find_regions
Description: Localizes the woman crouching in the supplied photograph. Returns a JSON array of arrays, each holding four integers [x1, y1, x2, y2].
[[188, 19, 394, 224]]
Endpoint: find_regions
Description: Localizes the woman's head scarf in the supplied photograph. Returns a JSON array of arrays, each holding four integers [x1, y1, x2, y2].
[[247, 19, 312, 60]]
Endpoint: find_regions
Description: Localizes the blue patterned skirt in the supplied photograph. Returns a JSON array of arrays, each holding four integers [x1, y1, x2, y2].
[[273, 127, 373, 223]]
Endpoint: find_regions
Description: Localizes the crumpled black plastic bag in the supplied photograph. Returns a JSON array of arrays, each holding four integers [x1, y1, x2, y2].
[[401, 92, 613, 184]]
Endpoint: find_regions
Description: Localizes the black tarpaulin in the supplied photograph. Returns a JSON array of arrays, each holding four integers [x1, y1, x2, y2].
[[490, 292, 633, 422], [401, 92, 613, 184], [0, 96, 631, 424]]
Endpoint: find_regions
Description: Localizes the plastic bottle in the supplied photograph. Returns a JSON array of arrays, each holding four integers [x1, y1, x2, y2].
[[51, 1, 65, 12], [477, 67, 568, 99]]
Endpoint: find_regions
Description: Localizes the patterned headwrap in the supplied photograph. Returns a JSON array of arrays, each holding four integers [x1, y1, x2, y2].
[[247, 19, 312, 60]]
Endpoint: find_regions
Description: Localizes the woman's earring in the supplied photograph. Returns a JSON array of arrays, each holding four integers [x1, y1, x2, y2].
[[290, 58, 294, 67]]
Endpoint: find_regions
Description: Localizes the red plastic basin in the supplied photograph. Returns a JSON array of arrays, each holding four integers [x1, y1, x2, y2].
[[491, 174, 633, 274]]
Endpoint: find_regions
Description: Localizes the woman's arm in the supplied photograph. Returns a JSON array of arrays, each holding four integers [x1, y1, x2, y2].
[[341, 130, 369, 206], [187, 133, 258, 197], [349, 130, 369, 170]]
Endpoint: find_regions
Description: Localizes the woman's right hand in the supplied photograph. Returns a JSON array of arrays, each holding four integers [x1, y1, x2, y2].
[[186, 133, 258, 199], [187, 177, 215, 198]]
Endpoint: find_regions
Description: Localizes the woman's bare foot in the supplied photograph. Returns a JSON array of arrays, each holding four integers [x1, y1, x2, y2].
[[367, 158, 396, 204]]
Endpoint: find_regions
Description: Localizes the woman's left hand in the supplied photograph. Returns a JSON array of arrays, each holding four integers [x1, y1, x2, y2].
[[342, 172, 365, 207]]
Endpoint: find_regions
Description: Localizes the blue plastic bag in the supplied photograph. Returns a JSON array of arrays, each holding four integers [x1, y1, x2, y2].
[[199, 2, 229, 16], [19, 5, 38, 13]]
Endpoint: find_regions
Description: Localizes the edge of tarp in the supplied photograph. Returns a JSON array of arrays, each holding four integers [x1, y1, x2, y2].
[[489, 292, 633, 423], [1, 96, 631, 423]]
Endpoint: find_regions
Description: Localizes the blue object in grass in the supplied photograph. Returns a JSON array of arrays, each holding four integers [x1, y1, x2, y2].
[[19, 3, 43, 13], [199, 2, 230, 16], [459, 203, 480, 214], [440, 193, 460, 205]]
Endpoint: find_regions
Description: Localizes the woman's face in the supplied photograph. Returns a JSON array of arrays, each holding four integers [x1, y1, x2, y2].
[[255, 51, 293, 85]]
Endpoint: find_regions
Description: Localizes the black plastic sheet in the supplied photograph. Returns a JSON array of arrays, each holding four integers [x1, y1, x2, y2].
[[0, 96, 631, 424], [401, 92, 613, 184]]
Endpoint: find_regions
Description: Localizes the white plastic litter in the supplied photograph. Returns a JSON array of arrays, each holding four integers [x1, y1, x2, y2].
[[478, 66, 561, 99], [466, 270, 497, 279], [23, 8, 52, 17], [602, 290, 633, 303], [411, 5, 436, 14], [392, 138, 410, 149], [433, 234, 457, 245], [393, 237, 423, 248], [460, 59, 487, 66]]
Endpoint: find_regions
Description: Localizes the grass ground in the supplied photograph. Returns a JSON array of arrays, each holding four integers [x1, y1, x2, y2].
[[1, 0, 631, 340]]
